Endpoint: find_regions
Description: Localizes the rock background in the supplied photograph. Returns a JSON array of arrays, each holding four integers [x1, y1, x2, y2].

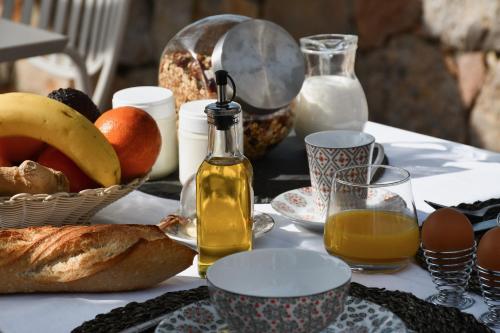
[[6, 0, 500, 151]]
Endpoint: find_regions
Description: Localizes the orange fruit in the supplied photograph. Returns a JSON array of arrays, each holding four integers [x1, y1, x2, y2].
[[0, 136, 45, 163], [37, 147, 98, 192], [95, 106, 161, 181]]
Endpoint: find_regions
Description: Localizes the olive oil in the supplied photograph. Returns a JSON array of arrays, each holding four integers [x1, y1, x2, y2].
[[196, 157, 253, 277], [196, 70, 253, 277]]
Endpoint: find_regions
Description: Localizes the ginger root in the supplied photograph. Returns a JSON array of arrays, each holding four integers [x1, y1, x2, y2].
[[0, 160, 69, 196]]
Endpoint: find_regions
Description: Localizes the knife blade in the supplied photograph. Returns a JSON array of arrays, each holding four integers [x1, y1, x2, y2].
[[424, 200, 446, 211], [473, 218, 498, 233]]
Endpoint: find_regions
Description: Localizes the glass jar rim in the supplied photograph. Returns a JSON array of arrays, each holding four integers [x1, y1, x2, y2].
[[334, 164, 411, 188], [300, 34, 358, 54]]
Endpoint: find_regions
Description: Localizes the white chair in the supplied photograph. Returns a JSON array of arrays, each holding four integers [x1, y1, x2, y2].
[[1, 0, 130, 109]]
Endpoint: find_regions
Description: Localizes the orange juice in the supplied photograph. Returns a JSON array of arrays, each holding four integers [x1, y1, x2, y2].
[[324, 210, 420, 267]]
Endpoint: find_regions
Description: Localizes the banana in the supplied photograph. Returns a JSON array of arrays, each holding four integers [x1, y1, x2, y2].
[[0, 92, 121, 187]]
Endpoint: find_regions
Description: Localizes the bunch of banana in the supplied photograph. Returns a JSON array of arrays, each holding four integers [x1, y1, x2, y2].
[[0, 93, 120, 187]]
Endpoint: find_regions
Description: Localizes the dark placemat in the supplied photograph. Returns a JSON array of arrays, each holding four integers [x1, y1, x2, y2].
[[138, 135, 388, 204], [72, 287, 209, 333], [415, 197, 500, 295], [72, 283, 492, 333], [454, 197, 500, 222]]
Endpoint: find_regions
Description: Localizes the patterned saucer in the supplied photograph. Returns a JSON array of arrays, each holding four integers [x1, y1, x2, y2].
[[271, 186, 408, 233], [155, 297, 407, 333], [271, 187, 325, 232], [163, 212, 275, 249]]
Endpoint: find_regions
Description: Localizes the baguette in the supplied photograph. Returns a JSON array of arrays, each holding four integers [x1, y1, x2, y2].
[[0, 224, 196, 293]]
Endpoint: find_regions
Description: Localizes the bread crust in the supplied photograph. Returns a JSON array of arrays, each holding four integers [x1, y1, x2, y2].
[[0, 224, 196, 293]]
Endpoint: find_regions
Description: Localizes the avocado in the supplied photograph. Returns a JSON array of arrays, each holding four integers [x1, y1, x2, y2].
[[48, 88, 101, 122]]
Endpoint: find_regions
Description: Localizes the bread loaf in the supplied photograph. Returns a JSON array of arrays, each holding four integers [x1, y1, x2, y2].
[[0, 224, 196, 293]]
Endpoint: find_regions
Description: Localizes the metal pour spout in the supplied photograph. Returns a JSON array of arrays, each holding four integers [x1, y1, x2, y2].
[[215, 70, 229, 105]]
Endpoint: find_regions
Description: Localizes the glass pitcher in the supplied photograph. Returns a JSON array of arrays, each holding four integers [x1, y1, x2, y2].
[[294, 34, 368, 142]]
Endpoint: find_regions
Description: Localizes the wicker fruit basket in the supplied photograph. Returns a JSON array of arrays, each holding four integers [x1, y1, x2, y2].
[[0, 176, 148, 228]]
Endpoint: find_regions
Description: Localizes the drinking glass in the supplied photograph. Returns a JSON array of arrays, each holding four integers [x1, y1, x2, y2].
[[324, 165, 420, 272]]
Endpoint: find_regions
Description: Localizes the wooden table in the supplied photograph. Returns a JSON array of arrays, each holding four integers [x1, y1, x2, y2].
[[0, 18, 67, 62]]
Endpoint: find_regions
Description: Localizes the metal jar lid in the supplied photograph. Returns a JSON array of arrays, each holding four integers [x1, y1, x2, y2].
[[212, 19, 305, 113]]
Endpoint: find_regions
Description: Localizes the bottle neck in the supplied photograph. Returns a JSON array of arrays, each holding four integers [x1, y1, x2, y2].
[[206, 121, 242, 159]]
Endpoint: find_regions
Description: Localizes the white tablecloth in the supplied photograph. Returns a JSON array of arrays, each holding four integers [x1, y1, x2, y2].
[[1, 122, 500, 333]]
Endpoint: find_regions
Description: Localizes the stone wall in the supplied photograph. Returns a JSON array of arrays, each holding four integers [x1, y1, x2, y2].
[[10, 0, 500, 151]]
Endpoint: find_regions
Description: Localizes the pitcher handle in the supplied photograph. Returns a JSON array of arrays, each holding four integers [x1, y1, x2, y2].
[[372, 143, 385, 165]]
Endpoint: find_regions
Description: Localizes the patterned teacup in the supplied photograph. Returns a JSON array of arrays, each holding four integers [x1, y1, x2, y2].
[[305, 130, 383, 218]]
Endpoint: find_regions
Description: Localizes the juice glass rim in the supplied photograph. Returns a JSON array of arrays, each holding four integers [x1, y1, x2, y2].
[[333, 164, 411, 188]]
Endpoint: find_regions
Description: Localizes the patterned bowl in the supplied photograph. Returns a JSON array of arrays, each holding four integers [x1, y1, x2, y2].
[[206, 248, 351, 333]]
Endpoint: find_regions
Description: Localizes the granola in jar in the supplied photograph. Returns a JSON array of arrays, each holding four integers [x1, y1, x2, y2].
[[158, 52, 216, 112], [158, 15, 298, 159], [243, 106, 294, 159]]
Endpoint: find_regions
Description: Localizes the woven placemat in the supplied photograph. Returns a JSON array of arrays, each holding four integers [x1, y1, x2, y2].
[[416, 197, 500, 295], [453, 197, 500, 222], [72, 282, 492, 333]]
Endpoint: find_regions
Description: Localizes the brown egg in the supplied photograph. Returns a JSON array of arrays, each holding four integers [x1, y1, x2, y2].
[[477, 227, 500, 271], [421, 208, 474, 251]]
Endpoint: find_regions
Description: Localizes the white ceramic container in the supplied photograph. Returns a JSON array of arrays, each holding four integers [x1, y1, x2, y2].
[[178, 99, 243, 185], [112, 86, 177, 179]]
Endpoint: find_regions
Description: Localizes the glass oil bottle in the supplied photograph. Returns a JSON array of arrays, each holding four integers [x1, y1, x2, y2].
[[196, 70, 253, 278]]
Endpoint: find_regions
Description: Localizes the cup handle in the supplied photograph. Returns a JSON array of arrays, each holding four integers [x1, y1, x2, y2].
[[372, 143, 385, 165]]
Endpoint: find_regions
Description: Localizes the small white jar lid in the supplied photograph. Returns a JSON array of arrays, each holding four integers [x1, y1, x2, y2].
[[179, 99, 216, 135], [112, 86, 174, 119]]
